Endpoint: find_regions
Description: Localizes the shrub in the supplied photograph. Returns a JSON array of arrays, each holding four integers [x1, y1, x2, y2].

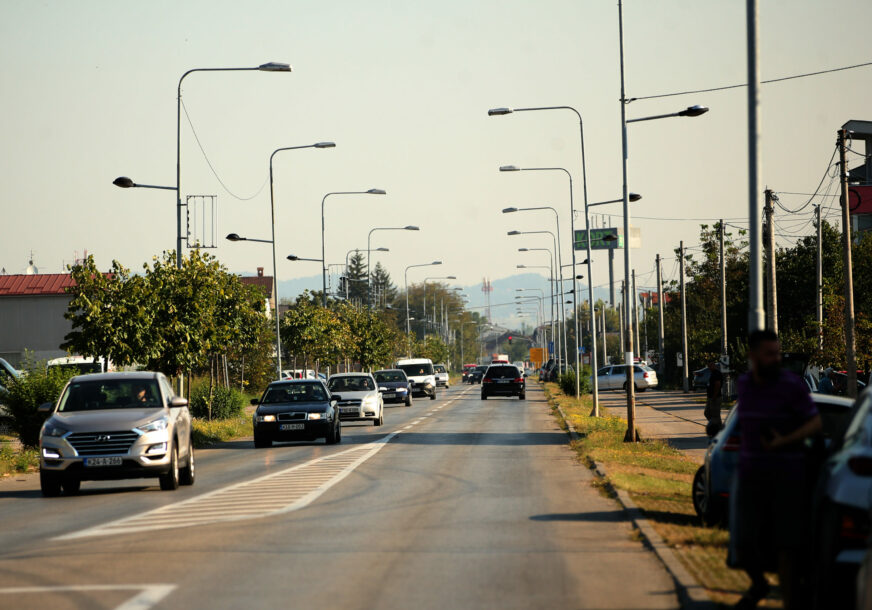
[[190, 382, 246, 420], [559, 367, 592, 397], [0, 361, 76, 447]]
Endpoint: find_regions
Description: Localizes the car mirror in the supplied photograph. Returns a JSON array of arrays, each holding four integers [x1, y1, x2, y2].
[[37, 402, 53, 414], [330, 399, 338, 407], [250, 398, 260, 405], [170, 397, 188, 408], [331, 395, 341, 402]]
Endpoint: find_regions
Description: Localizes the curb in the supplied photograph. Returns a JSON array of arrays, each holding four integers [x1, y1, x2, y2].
[[552, 397, 717, 610]]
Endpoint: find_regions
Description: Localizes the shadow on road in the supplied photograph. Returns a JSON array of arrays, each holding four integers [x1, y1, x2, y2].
[[390, 432, 567, 446], [529, 510, 631, 523]]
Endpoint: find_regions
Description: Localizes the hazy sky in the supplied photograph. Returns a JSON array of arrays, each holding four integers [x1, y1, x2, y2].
[[2, 0, 870, 310]]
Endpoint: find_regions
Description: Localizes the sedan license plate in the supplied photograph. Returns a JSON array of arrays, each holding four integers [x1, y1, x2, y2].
[[341, 407, 358, 414], [497, 379, 511, 383], [84, 456, 123, 467], [279, 423, 305, 431], [383, 392, 396, 399]]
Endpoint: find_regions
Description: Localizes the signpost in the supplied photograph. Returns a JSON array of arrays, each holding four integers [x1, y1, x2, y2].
[[574, 227, 641, 251]]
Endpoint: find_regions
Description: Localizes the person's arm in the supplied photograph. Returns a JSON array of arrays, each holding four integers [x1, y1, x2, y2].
[[765, 414, 822, 450]]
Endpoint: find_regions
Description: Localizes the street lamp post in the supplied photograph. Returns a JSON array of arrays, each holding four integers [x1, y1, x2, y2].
[[516, 263, 555, 353], [617, 0, 709, 440], [405, 262, 442, 355], [368, 226, 420, 307], [321, 189, 386, 306], [423, 276, 456, 329]]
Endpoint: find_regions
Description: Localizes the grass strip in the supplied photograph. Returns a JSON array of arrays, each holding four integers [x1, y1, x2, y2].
[[0, 442, 39, 477], [191, 415, 253, 448]]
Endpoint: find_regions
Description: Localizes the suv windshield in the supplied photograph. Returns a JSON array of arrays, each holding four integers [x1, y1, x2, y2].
[[375, 371, 405, 383], [261, 382, 327, 403], [58, 379, 162, 411], [434, 365, 446, 374], [328, 376, 375, 392], [486, 366, 520, 379], [398, 363, 433, 377]]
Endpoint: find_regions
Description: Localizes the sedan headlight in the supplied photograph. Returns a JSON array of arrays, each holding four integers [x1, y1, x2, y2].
[[136, 417, 169, 433], [42, 423, 69, 438], [363, 395, 378, 405], [307, 412, 324, 420], [257, 414, 276, 423]]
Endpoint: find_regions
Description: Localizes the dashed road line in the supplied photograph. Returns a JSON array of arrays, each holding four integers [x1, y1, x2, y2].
[[0, 584, 176, 610]]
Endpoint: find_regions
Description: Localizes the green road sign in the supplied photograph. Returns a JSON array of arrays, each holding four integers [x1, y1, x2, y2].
[[574, 228, 623, 250]]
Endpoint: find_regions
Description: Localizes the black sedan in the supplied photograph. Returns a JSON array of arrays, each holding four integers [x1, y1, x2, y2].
[[251, 380, 340, 447], [467, 365, 488, 384], [481, 365, 526, 400], [374, 369, 413, 407]]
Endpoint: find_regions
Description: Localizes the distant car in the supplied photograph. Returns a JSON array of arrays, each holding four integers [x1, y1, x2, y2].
[[594, 364, 658, 392], [374, 369, 413, 407], [481, 364, 525, 400], [462, 364, 476, 383], [38, 372, 195, 496], [692, 367, 710, 391], [692, 393, 854, 526], [433, 364, 450, 388], [252, 379, 340, 447], [327, 373, 384, 425], [467, 365, 488, 384], [281, 369, 316, 380], [396, 358, 438, 400], [47, 355, 107, 376]]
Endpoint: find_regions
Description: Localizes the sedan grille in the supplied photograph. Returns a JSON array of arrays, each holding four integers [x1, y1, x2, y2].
[[67, 430, 139, 456], [277, 412, 306, 421], [337, 399, 362, 406]]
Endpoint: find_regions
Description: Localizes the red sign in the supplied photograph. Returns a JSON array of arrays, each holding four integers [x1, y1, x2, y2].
[[848, 185, 872, 215]]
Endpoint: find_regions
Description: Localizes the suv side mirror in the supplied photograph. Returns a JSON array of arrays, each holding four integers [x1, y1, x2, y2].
[[250, 398, 260, 406], [38, 402, 53, 414], [170, 397, 188, 408], [330, 399, 338, 407]]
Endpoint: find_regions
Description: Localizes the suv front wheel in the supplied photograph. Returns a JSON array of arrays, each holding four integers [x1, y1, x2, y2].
[[40, 470, 62, 497], [179, 444, 195, 486], [159, 445, 180, 491]]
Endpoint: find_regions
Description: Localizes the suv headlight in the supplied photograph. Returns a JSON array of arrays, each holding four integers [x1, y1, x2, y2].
[[256, 414, 276, 423], [137, 417, 169, 433], [307, 412, 324, 420], [42, 423, 68, 438], [363, 395, 378, 406]]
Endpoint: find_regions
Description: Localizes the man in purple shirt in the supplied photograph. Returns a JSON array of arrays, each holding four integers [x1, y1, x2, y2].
[[730, 329, 821, 609]]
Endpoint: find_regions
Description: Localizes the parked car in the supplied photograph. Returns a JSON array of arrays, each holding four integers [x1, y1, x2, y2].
[[433, 364, 450, 388], [252, 379, 340, 447], [481, 364, 525, 400], [0, 358, 20, 412], [374, 369, 413, 407], [37, 372, 195, 496], [47, 355, 107, 375], [327, 373, 384, 425], [812, 389, 872, 607], [831, 371, 868, 396], [692, 393, 854, 527], [396, 358, 438, 400], [462, 364, 477, 383], [281, 369, 316, 380], [467, 365, 488, 385], [594, 364, 658, 392], [692, 367, 710, 391]]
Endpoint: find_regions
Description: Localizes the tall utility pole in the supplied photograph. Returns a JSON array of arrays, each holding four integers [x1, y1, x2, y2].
[[837, 129, 858, 398], [746, 0, 765, 333], [719, 220, 728, 358], [764, 189, 778, 333], [679, 241, 689, 392], [815, 204, 824, 351], [632, 269, 640, 360], [618, 281, 625, 359], [656, 253, 665, 376], [601, 307, 608, 368], [608, 249, 616, 307]]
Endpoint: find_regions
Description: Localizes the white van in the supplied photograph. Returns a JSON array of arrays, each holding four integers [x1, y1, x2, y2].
[[395, 358, 437, 400], [47, 356, 108, 375]]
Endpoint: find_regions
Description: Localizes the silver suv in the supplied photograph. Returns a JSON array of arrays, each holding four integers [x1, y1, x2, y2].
[[38, 372, 195, 496]]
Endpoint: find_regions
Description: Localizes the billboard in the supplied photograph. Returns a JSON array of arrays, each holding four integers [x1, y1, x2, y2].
[[574, 227, 641, 250], [529, 347, 545, 369], [849, 185, 872, 215]]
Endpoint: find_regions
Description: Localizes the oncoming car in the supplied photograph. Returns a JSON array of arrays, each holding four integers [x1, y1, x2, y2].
[[434, 364, 450, 389], [251, 380, 340, 447], [328, 373, 385, 425], [38, 372, 195, 497], [374, 369, 413, 407], [396, 358, 437, 400]]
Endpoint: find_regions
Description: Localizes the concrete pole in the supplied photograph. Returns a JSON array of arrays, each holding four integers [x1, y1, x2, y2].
[[815, 204, 824, 351], [746, 0, 765, 333], [680, 241, 689, 393], [608, 249, 616, 308], [632, 269, 640, 360], [656, 254, 665, 376], [601, 307, 608, 368], [720, 220, 728, 357], [837, 129, 858, 398], [764, 189, 778, 333]]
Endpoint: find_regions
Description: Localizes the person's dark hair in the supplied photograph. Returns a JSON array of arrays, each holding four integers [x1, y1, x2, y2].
[[748, 329, 779, 350]]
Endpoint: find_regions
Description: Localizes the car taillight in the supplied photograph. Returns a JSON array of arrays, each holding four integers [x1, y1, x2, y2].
[[482, 378, 493, 383], [643, 372, 649, 378], [840, 509, 872, 544], [514, 378, 523, 383], [722, 435, 740, 452], [848, 457, 872, 476]]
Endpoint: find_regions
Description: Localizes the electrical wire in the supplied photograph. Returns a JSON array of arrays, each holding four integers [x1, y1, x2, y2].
[[630, 60, 872, 102], [773, 145, 838, 214], [181, 100, 268, 201]]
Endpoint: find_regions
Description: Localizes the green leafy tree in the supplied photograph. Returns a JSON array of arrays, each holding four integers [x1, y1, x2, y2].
[[0, 357, 76, 447]]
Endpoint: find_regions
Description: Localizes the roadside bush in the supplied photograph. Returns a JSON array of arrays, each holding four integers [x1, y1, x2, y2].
[[0, 361, 76, 447], [559, 367, 592, 396], [190, 382, 246, 420]]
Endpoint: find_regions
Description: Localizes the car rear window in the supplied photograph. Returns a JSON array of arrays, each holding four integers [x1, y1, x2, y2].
[[375, 371, 405, 383], [486, 366, 519, 379]]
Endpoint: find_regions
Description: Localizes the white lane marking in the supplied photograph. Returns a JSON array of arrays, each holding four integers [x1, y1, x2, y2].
[[0, 584, 176, 610], [56, 433, 398, 540]]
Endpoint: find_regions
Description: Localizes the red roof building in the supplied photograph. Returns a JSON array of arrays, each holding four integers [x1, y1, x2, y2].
[[240, 267, 276, 315], [0, 273, 77, 296]]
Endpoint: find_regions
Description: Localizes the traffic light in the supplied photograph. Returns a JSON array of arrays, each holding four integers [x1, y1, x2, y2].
[[508, 335, 513, 345]]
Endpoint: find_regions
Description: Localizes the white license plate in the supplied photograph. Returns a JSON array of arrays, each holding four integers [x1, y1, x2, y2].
[[84, 456, 123, 467], [341, 408, 358, 414], [383, 393, 396, 398], [497, 379, 511, 383], [279, 423, 305, 431]]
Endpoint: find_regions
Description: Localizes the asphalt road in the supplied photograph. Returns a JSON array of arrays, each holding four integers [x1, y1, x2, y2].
[[0, 383, 677, 609]]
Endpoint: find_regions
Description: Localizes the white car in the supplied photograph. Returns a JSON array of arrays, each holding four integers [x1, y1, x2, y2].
[[327, 373, 384, 426], [593, 364, 659, 392], [282, 369, 316, 380], [433, 364, 450, 389], [396, 358, 438, 400]]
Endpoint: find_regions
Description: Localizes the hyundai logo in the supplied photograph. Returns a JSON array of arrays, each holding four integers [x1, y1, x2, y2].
[[96, 434, 111, 443]]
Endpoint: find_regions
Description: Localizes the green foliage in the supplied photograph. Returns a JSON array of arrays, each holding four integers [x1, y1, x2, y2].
[[191, 415, 252, 447], [337, 303, 398, 370], [345, 251, 368, 304], [559, 366, 591, 396], [0, 443, 39, 475], [0, 358, 76, 447], [414, 334, 449, 364], [281, 292, 348, 369], [189, 381, 246, 420], [370, 261, 397, 307]]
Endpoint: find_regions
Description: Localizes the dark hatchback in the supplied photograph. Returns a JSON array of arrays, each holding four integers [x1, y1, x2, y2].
[[251, 380, 340, 448], [374, 369, 413, 407], [481, 365, 526, 400], [467, 365, 488, 384]]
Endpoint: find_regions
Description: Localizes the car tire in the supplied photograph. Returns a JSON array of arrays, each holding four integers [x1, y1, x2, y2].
[[61, 477, 81, 495], [519, 392, 526, 400], [373, 409, 384, 426], [430, 391, 436, 401], [254, 433, 272, 448], [179, 445, 195, 486], [405, 395, 412, 407], [481, 393, 487, 400], [40, 470, 62, 497], [326, 419, 341, 444], [159, 446, 180, 491], [691, 466, 724, 526]]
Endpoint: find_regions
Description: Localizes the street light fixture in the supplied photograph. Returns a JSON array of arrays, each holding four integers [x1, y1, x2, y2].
[[287, 255, 323, 263]]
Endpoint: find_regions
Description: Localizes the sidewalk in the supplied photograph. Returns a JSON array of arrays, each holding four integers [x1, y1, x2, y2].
[[597, 389, 712, 462]]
